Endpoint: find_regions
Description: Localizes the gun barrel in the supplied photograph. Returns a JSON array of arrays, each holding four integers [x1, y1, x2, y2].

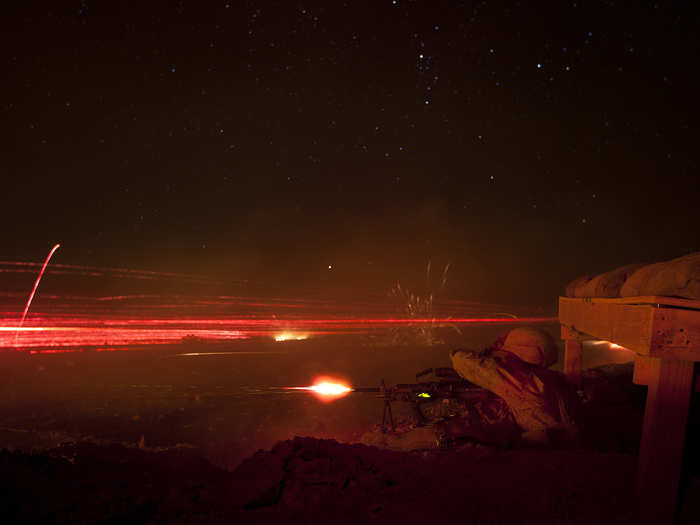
[[352, 387, 381, 393], [353, 383, 485, 395]]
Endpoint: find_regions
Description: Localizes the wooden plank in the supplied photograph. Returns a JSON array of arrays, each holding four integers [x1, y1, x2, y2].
[[618, 296, 699, 310], [559, 297, 656, 354], [649, 307, 700, 362], [563, 340, 582, 388], [560, 297, 700, 361], [621, 296, 699, 310], [561, 295, 700, 310], [636, 358, 695, 524]]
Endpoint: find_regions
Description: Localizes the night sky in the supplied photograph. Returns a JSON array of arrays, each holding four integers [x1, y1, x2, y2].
[[3, 1, 699, 307]]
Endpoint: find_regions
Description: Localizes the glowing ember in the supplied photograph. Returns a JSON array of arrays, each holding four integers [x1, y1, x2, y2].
[[274, 332, 308, 342]]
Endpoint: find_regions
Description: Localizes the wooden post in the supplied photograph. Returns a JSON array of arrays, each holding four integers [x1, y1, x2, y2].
[[636, 357, 695, 524], [633, 355, 653, 386], [563, 339, 583, 389]]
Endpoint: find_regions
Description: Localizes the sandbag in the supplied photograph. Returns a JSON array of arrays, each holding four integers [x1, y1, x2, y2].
[[565, 252, 700, 300], [620, 252, 700, 299], [576, 263, 644, 298], [565, 275, 593, 297]]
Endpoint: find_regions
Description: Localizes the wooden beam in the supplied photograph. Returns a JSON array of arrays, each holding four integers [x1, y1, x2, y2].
[[650, 307, 700, 361], [563, 339, 582, 388], [565, 295, 700, 310], [559, 297, 657, 355], [636, 358, 695, 524]]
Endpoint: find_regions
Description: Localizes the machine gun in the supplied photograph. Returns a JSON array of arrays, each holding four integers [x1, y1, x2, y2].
[[353, 367, 490, 432]]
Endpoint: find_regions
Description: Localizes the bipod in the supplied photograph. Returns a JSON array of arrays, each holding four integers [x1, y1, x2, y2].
[[380, 379, 395, 433]]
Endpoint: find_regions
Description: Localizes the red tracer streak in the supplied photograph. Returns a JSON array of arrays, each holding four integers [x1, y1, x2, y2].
[[15, 243, 60, 348]]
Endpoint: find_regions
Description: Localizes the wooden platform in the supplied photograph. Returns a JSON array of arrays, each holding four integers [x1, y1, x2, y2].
[[559, 296, 700, 525]]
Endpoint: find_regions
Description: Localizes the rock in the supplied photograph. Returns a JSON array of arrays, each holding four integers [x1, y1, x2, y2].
[[501, 327, 558, 368], [450, 348, 578, 444], [230, 442, 290, 508], [237, 437, 409, 518], [620, 251, 700, 299], [360, 426, 438, 452]]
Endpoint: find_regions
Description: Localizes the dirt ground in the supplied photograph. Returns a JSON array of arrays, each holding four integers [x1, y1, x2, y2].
[[0, 326, 518, 466], [1, 325, 698, 523]]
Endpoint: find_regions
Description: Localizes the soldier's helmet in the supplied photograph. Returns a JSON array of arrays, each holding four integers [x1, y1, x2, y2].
[[501, 327, 558, 368]]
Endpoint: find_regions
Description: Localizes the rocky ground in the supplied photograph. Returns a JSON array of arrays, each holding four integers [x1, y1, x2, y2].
[[2, 433, 698, 525]]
